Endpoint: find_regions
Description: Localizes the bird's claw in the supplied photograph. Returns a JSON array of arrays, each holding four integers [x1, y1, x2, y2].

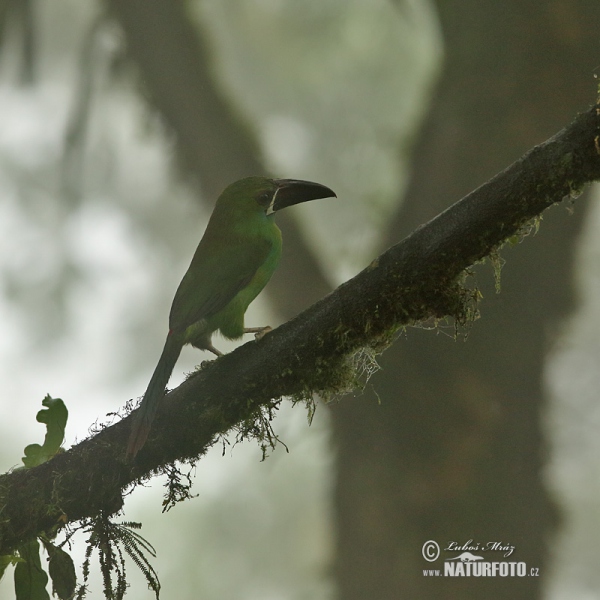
[[244, 326, 272, 340], [254, 326, 272, 340]]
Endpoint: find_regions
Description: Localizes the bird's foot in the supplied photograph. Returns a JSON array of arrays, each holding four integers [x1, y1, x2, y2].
[[205, 343, 223, 357], [244, 326, 272, 340]]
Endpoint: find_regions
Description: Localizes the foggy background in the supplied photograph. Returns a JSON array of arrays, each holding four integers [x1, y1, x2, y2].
[[0, 1, 599, 598]]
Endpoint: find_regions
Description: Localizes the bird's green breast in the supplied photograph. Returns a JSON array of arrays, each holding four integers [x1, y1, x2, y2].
[[208, 220, 282, 340], [178, 215, 282, 347]]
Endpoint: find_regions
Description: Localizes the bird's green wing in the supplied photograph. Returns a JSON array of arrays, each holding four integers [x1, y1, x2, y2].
[[168, 236, 272, 332]]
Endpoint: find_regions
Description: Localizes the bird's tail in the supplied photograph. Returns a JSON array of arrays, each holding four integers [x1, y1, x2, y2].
[[126, 331, 183, 458]]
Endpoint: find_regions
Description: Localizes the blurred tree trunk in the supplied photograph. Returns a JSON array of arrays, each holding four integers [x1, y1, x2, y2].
[[331, 2, 600, 598], [105, 0, 262, 198]]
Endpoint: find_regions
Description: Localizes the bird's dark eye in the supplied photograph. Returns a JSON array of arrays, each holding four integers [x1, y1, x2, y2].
[[257, 192, 272, 207]]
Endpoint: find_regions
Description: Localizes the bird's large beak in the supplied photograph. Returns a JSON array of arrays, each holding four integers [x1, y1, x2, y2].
[[270, 179, 336, 213]]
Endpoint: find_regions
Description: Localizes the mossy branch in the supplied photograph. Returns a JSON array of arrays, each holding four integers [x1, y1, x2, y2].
[[1, 105, 600, 556]]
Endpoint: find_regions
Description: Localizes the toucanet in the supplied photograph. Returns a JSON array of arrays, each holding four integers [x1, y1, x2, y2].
[[126, 176, 336, 458]]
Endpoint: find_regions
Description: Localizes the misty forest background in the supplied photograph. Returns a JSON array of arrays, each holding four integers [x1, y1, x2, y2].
[[1, 1, 600, 598]]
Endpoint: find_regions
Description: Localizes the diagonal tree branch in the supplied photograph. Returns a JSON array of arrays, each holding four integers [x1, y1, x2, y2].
[[1, 105, 600, 555]]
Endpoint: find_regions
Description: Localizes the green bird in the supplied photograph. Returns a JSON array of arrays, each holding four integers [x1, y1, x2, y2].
[[126, 176, 336, 458]]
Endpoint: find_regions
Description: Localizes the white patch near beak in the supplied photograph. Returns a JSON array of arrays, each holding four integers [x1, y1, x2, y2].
[[266, 188, 280, 216]]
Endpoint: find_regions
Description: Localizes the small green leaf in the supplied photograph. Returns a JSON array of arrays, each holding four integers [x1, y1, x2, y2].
[[0, 554, 22, 582], [45, 542, 77, 600], [22, 395, 68, 469], [14, 539, 50, 600]]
